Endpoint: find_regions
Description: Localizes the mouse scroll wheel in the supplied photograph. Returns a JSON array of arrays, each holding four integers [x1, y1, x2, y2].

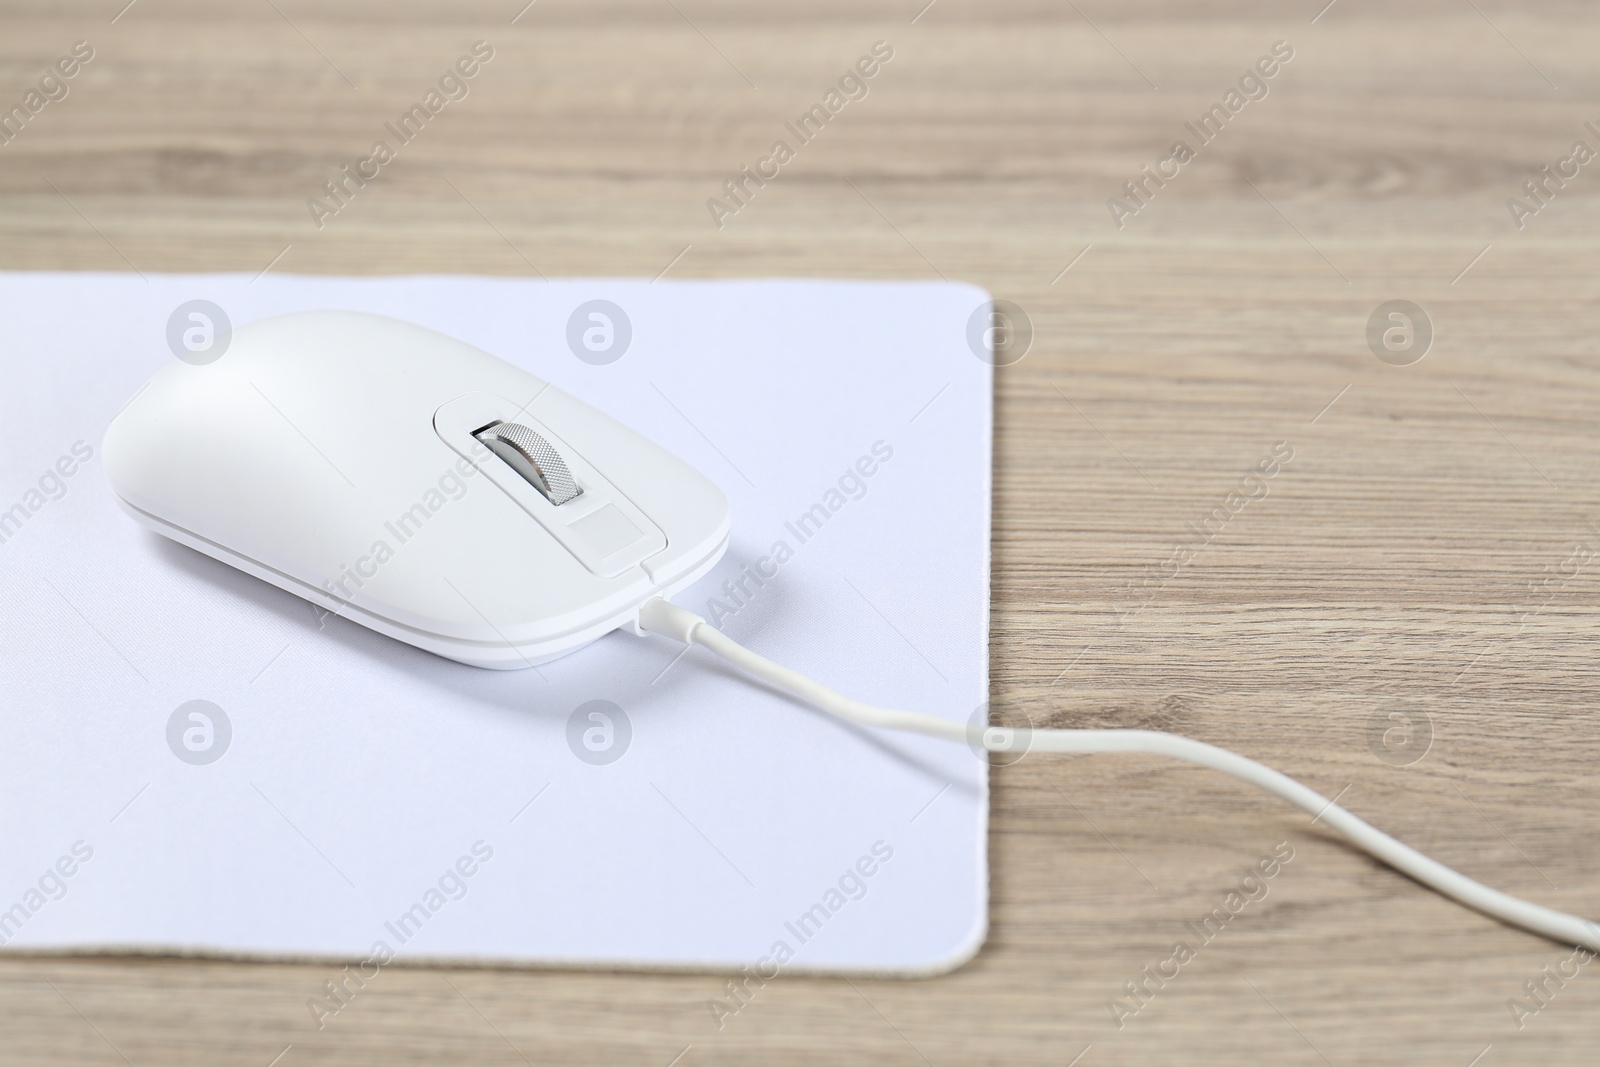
[[474, 421, 584, 506]]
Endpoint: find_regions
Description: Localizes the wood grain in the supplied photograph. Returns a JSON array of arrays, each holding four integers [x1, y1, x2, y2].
[[3, 1, 1598, 1063]]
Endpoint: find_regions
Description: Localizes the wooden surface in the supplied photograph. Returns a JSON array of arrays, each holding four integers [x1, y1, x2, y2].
[[4, 1, 1599, 1063]]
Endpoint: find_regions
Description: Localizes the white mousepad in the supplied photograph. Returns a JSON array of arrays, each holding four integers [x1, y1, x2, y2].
[[0, 274, 991, 976]]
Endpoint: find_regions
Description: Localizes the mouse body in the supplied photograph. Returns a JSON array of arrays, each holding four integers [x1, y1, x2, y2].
[[103, 311, 730, 668]]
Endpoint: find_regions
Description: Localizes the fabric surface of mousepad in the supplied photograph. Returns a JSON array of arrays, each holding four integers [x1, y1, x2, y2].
[[0, 273, 991, 977]]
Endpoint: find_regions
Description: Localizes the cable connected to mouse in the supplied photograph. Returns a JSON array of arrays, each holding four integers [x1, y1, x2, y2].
[[106, 311, 1596, 956], [637, 597, 1600, 953]]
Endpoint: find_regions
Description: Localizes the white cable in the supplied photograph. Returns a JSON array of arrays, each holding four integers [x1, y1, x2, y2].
[[638, 597, 1600, 952]]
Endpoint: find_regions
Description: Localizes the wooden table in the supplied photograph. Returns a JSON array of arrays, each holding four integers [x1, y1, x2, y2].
[[3, 1, 1597, 1063]]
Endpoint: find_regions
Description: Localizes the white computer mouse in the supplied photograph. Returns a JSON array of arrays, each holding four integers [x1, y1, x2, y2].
[[102, 310, 730, 668]]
